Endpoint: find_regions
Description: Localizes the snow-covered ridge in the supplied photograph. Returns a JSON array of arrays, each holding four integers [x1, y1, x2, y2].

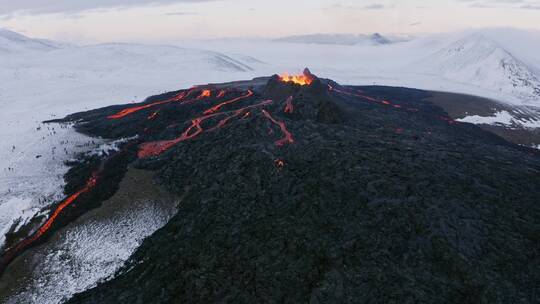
[[419, 34, 540, 105], [0, 28, 65, 53], [274, 33, 411, 46]]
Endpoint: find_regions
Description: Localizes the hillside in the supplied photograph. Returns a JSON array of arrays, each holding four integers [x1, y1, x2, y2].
[[4, 70, 533, 303]]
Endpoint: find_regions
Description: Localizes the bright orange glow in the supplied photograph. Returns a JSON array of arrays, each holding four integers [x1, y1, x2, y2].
[[198, 90, 212, 99], [279, 73, 313, 86]]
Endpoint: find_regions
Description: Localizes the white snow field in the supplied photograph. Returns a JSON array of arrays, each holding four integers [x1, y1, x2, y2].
[[1, 28, 540, 303]]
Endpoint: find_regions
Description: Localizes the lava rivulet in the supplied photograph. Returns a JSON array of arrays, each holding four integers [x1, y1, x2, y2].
[[198, 90, 212, 99], [217, 90, 227, 98], [284, 96, 294, 114], [107, 89, 204, 119], [138, 99, 274, 158], [0, 172, 99, 271], [204, 90, 254, 115], [328, 85, 418, 112], [262, 109, 294, 147]]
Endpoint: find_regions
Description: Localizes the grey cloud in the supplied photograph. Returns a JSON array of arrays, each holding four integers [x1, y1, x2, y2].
[[461, 0, 540, 9], [520, 4, 540, 8], [0, 0, 215, 15], [363, 4, 386, 10], [164, 11, 199, 15]]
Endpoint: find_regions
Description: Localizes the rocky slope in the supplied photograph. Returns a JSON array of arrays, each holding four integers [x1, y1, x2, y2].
[[4, 70, 539, 303]]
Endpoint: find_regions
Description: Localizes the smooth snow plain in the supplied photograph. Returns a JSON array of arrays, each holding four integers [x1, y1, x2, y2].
[[1, 28, 540, 303]]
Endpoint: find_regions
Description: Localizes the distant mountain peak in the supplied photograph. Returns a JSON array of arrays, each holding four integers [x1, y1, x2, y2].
[[274, 33, 406, 46], [0, 28, 63, 53], [422, 33, 540, 105]]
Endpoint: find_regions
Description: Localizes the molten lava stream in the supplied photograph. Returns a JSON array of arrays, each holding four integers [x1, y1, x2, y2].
[[204, 90, 254, 115], [108, 88, 208, 120], [199, 89, 212, 99], [262, 109, 294, 146], [1, 172, 99, 269], [217, 90, 227, 98], [138, 100, 274, 158], [284, 96, 294, 114]]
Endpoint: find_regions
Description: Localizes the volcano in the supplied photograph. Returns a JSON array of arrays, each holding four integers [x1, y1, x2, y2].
[[1, 69, 539, 303]]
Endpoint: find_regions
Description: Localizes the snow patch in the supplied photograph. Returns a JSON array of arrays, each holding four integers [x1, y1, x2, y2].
[[7, 198, 176, 304], [457, 110, 540, 129]]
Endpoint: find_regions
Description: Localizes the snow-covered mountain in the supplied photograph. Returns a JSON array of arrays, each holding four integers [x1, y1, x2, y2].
[[0, 28, 65, 53], [274, 33, 409, 45], [418, 34, 540, 105]]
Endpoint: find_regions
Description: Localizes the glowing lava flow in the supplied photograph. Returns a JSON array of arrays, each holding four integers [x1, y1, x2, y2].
[[1, 172, 98, 269], [262, 109, 294, 146], [138, 100, 273, 158], [328, 85, 417, 111], [217, 90, 227, 98], [204, 90, 254, 115], [284, 96, 294, 114], [107, 88, 208, 120], [328, 85, 464, 125], [198, 89, 212, 99]]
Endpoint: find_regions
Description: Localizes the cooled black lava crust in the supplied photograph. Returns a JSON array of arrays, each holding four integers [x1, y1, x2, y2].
[[59, 74, 539, 304]]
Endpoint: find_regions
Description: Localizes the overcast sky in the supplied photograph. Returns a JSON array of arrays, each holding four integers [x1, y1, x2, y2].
[[0, 0, 539, 43]]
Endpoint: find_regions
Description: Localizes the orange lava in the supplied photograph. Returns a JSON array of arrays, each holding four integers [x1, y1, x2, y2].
[[279, 73, 313, 86], [262, 109, 294, 146], [138, 100, 273, 158], [284, 96, 294, 114], [204, 90, 254, 115], [198, 90, 212, 99], [217, 90, 227, 98], [107, 89, 207, 120], [1, 172, 98, 266]]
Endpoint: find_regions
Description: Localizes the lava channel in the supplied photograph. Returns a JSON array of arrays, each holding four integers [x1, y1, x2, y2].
[[138, 99, 273, 158], [0, 172, 99, 274], [108, 88, 206, 120], [284, 96, 294, 114], [262, 109, 294, 147], [204, 90, 254, 115], [328, 85, 418, 112]]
